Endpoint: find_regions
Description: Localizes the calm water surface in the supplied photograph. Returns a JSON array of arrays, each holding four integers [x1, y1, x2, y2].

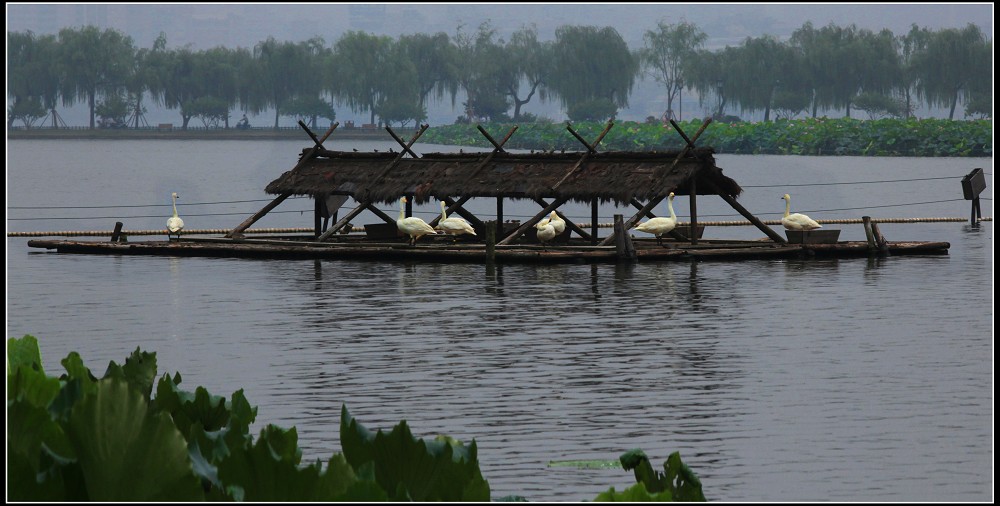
[[6, 140, 994, 501]]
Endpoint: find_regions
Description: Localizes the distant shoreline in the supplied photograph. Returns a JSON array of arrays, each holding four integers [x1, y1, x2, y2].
[[6, 127, 420, 142]]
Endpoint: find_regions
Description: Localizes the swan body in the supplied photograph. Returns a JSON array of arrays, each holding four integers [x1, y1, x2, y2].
[[396, 197, 438, 245], [632, 192, 677, 247], [548, 211, 566, 234], [166, 192, 184, 239], [435, 201, 477, 240], [781, 194, 822, 231], [535, 220, 557, 249]]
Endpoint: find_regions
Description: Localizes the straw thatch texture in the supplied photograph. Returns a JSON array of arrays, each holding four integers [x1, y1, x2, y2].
[[264, 148, 742, 205]]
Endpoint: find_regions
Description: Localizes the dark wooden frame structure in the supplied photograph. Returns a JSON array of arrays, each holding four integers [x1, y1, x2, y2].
[[26, 120, 952, 262], [244, 118, 787, 247]]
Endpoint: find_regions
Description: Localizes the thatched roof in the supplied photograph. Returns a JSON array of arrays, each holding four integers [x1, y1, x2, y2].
[[264, 147, 742, 205]]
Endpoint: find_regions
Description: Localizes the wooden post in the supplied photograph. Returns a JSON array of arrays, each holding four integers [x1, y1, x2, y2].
[[689, 177, 698, 245], [485, 220, 496, 265], [862, 216, 876, 251], [314, 198, 323, 237], [591, 198, 599, 245], [496, 197, 504, 238], [110, 222, 124, 242], [871, 220, 890, 255], [405, 195, 413, 218], [598, 195, 666, 246], [614, 214, 637, 262]]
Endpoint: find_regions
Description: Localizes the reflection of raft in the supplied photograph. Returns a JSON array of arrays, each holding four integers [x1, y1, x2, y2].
[[25, 119, 952, 262]]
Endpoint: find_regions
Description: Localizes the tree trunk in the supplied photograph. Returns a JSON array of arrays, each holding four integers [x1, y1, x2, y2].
[[88, 91, 96, 129], [948, 89, 959, 120]]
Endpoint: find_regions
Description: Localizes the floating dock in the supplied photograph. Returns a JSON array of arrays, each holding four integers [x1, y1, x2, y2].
[[24, 119, 954, 263]]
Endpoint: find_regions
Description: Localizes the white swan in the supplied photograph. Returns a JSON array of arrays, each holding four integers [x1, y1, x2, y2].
[[548, 211, 566, 235], [535, 219, 557, 250], [396, 197, 438, 246], [632, 192, 677, 247], [434, 201, 477, 241], [781, 193, 822, 231], [166, 192, 184, 240]]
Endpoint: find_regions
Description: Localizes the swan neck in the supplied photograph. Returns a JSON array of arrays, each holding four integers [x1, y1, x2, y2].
[[171, 195, 179, 217], [667, 195, 676, 220], [398, 200, 406, 221], [784, 197, 791, 218], [440, 201, 447, 220]]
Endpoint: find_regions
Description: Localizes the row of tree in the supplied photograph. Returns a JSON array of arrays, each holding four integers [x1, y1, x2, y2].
[[7, 21, 992, 130]]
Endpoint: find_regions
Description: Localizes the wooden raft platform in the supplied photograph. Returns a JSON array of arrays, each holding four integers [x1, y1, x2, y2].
[[25, 236, 951, 263]]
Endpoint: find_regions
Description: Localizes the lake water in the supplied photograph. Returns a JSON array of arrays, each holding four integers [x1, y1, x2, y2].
[[6, 139, 994, 501]]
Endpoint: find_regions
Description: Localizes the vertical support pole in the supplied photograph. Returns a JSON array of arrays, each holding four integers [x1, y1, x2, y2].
[[591, 198, 599, 245], [971, 197, 981, 226], [614, 214, 637, 262], [405, 195, 413, 218], [496, 197, 504, 238], [110, 222, 124, 243], [485, 220, 496, 265], [689, 178, 698, 245], [862, 216, 876, 251], [314, 198, 323, 237], [871, 221, 890, 256]]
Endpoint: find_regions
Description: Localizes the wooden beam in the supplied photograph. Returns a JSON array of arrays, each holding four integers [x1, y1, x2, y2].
[[597, 195, 666, 246], [702, 178, 786, 244], [384, 125, 419, 158], [366, 202, 396, 224], [552, 121, 615, 190], [372, 124, 428, 184], [496, 196, 570, 246], [465, 126, 518, 182], [318, 200, 369, 241], [226, 123, 338, 238], [532, 197, 592, 240]]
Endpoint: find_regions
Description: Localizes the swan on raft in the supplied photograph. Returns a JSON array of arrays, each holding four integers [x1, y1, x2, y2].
[[535, 219, 557, 250], [632, 192, 677, 247], [167, 192, 184, 240], [434, 201, 477, 242], [396, 197, 438, 246], [780, 193, 822, 231], [548, 211, 566, 235]]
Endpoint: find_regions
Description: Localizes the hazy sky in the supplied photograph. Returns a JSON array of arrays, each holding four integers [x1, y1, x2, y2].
[[6, 3, 994, 125]]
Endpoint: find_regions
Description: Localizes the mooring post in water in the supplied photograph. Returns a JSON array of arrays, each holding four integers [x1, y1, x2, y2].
[[485, 220, 496, 265], [110, 222, 124, 243], [862, 216, 876, 251], [614, 214, 637, 262], [871, 221, 890, 256]]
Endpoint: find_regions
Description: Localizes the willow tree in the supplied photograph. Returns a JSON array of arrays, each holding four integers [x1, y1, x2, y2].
[[57, 26, 135, 129], [640, 20, 706, 121], [548, 25, 639, 121], [896, 24, 932, 119], [7, 31, 52, 128], [721, 35, 803, 121], [331, 31, 421, 126], [452, 21, 511, 122], [247, 37, 326, 129], [501, 25, 553, 121], [915, 24, 990, 120], [398, 32, 460, 112]]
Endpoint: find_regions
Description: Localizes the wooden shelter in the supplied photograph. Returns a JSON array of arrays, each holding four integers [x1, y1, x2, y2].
[[26, 119, 951, 262]]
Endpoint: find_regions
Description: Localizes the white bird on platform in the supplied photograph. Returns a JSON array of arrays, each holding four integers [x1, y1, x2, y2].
[[780, 193, 822, 231], [632, 192, 677, 248], [396, 197, 438, 246], [166, 192, 184, 240], [435, 201, 477, 241], [548, 211, 566, 235], [535, 219, 557, 250]]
